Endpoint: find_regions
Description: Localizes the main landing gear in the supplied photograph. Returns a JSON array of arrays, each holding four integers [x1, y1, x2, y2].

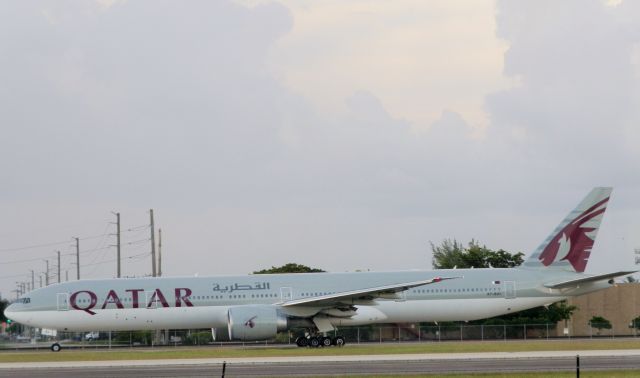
[[51, 343, 62, 352], [295, 335, 345, 348]]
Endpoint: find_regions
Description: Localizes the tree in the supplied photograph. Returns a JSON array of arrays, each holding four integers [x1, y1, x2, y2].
[[431, 239, 466, 269], [589, 316, 612, 335], [431, 239, 525, 269], [631, 316, 640, 330], [253, 263, 325, 274], [547, 301, 578, 333], [0, 299, 8, 323]]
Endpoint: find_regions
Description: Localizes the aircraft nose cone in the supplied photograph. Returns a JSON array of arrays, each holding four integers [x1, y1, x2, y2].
[[4, 304, 21, 323]]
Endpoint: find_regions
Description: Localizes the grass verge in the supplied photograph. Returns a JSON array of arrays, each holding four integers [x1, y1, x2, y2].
[[1, 339, 640, 363], [325, 373, 640, 378]]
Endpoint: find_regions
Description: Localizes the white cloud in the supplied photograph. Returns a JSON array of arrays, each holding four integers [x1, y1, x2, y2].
[[268, 0, 509, 130]]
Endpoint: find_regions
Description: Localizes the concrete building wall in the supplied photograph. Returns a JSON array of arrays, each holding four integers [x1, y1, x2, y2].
[[563, 283, 640, 336]]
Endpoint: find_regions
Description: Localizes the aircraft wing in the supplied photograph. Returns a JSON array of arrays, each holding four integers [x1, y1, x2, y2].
[[543, 271, 637, 289], [280, 276, 460, 307]]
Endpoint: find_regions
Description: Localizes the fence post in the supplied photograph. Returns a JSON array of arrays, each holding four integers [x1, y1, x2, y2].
[[481, 324, 484, 341], [357, 327, 360, 344], [398, 325, 401, 343], [460, 324, 463, 341], [612, 325, 614, 339], [523, 324, 526, 340], [418, 325, 421, 343], [503, 324, 506, 341], [546, 323, 549, 340], [438, 325, 441, 342], [379, 327, 382, 344]]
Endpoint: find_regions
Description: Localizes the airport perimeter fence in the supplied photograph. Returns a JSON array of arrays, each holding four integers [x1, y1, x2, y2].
[[9, 322, 623, 349]]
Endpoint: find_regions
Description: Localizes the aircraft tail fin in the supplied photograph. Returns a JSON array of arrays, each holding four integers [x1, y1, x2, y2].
[[522, 187, 612, 273]]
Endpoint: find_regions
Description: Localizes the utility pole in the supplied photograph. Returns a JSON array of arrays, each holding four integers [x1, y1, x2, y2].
[[57, 251, 61, 284], [75, 237, 80, 280], [158, 228, 162, 277], [150, 209, 156, 277], [45, 260, 49, 286], [116, 213, 121, 278], [30, 270, 35, 290]]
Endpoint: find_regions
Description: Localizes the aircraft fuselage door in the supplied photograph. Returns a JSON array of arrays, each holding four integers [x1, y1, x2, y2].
[[280, 287, 292, 302], [57, 293, 69, 311], [504, 281, 516, 299]]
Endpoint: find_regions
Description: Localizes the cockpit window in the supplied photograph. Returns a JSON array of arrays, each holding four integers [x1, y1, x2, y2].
[[16, 298, 30, 304]]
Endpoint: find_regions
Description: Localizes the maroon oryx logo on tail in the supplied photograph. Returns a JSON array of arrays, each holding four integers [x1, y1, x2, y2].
[[244, 316, 257, 328], [538, 197, 609, 272]]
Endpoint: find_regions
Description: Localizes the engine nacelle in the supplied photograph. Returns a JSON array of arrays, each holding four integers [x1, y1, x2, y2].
[[227, 305, 287, 341]]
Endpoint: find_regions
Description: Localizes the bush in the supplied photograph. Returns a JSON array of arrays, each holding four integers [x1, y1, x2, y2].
[[114, 330, 154, 345], [184, 331, 213, 345]]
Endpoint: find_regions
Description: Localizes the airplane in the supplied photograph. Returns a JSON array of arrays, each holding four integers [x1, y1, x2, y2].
[[4, 187, 635, 352]]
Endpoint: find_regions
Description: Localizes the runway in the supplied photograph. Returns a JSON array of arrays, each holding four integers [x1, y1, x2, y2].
[[2, 350, 640, 377]]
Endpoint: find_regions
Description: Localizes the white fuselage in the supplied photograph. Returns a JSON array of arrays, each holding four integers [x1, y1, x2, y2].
[[5, 268, 609, 332]]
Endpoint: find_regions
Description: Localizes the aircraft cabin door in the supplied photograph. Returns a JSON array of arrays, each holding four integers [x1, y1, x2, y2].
[[504, 281, 516, 299], [57, 293, 69, 311], [280, 287, 292, 302]]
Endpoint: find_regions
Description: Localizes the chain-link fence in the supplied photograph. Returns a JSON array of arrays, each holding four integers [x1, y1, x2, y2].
[[4, 322, 629, 350], [324, 323, 557, 344], [587, 322, 615, 338]]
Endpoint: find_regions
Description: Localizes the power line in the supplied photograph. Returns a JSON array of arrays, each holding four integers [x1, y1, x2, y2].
[[62, 245, 111, 257], [126, 238, 151, 246], [0, 254, 59, 265], [0, 273, 31, 280], [125, 224, 150, 232], [0, 231, 113, 254], [0, 240, 70, 253], [80, 252, 151, 268]]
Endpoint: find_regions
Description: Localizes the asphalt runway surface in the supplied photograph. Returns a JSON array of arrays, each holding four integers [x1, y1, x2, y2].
[[2, 354, 640, 377]]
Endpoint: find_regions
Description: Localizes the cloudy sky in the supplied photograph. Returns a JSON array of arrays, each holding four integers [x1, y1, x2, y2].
[[1, 0, 639, 298]]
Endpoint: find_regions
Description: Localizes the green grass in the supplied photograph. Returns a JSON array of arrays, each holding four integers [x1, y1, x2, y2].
[[316, 373, 640, 378], [2, 339, 640, 363]]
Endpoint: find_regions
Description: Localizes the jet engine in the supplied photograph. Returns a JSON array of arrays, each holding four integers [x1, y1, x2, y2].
[[226, 305, 288, 341]]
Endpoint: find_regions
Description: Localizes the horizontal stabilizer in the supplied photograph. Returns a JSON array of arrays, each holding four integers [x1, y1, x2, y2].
[[280, 276, 460, 307], [544, 271, 637, 289]]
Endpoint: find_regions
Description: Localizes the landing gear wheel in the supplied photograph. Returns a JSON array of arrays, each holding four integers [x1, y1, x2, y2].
[[321, 337, 332, 347], [309, 337, 321, 348], [333, 336, 345, 347], [295, 336, 308, 347], [51, 343, 61, 352]]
